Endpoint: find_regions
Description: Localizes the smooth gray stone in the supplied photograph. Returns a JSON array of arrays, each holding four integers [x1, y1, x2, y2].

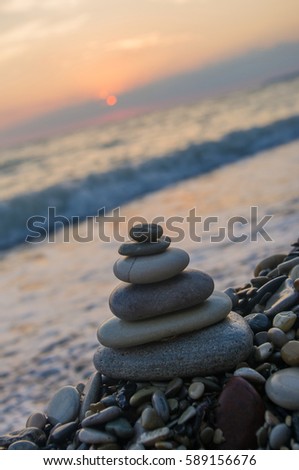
[[82, 406, 122, 428], [234, 367, 266, 384], [109, 269, 214, 321], [79, 372, 102, 421], [118, 236, 170, 257], [8, 440, 39, 450], [129, 223, 163, 243], [266, 367, 299, 410], [50, 421, 78, 443], [45, 386, 80, 425], [269, 423, 292, 449], [105, 418, 134, 439], [151, 390, 169, 423], [26, 412, 47, 429], [78, 428, 116, 445], [141, 407, 165, 430], [113, 247, 189, 284], [94, 312, 253, 380], [98, 291, 231, 349]]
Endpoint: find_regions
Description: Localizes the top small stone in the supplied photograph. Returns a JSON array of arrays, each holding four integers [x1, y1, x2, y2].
[[129, 223, 163, 243]]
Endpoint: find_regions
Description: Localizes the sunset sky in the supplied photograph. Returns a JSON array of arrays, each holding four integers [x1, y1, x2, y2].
[[1, 0, 299, 144]]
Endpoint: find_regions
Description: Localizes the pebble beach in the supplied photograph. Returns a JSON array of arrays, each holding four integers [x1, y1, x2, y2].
[[1, 137, 299, 449]]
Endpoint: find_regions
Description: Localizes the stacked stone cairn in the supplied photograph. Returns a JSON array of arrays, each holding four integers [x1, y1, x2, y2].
[[94, 223, 253, 380], [3, 230, 299, 450]]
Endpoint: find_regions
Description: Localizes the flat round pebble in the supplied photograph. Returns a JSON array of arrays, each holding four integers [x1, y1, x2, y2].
[[82, 406, 122, 428], [281, 340, 299, 366], [8, 440, 39, 450], [151, 390, 169, 423], [141, 407, 165, 430], [50, 421, 78, 443], [118, 236, 170, 257], [177, 405, 196, 425], [129, 223, 163, 243], [45, 386, 80, 425], [79, 428, 116, 444], [254, 342, 273, 362], [244, 313, 270, 333], [98, 291, 231, 348], [165, 377, 183, 397], [266, 367, 299, 410], [269, 423, 291, 449], [109, 269, 214, 321], [113, 247, 189, 284], [26, 412, 47, 430], [129, 387, 157, 407], [234, 367, 266, 384], [254, 331, 269, 346], [267, 327, 288, 348], [272, 311, 297, 332], [188, 381, 205, 400], [105, 418, 134, 439]]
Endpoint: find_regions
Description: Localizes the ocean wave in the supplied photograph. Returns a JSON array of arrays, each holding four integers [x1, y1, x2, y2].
[[1, 114, 299, 250]]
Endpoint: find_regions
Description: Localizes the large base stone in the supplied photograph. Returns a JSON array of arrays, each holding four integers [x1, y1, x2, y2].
[[93, 312, 253, 380]]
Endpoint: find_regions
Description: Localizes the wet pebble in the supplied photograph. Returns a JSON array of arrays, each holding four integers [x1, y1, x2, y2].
[[82, 406, 122, 428], [234, 367, 266, 384], [281, 340, 299, 366], [152, 390, 169, 423], [254, 331, 269, 346], [245, 313, 270, 333], [8, 440, 39, 450], [272, 311, 297, 332], [167, 398, 179, 414], [177, 406, 196, 425], [129, 387, 157, 407], [269, 423, 292, 449], [200, 426, 214, 446], [46, 386, 80, 425], [79, 428, 116, 445], [50, 421, 78, 443], [105, 418, 134, 439], [266, 367, 299, 410], [188, 381, 205, 400], [267, 327, 288, 348], [26, 412, 47, 430], [254, 342, 273, 362], [141, 407, 165, 430], [165, 377, 183, 397]]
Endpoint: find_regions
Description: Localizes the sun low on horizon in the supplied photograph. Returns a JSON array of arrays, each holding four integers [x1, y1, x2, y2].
[[1, 0, 299, 141]]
